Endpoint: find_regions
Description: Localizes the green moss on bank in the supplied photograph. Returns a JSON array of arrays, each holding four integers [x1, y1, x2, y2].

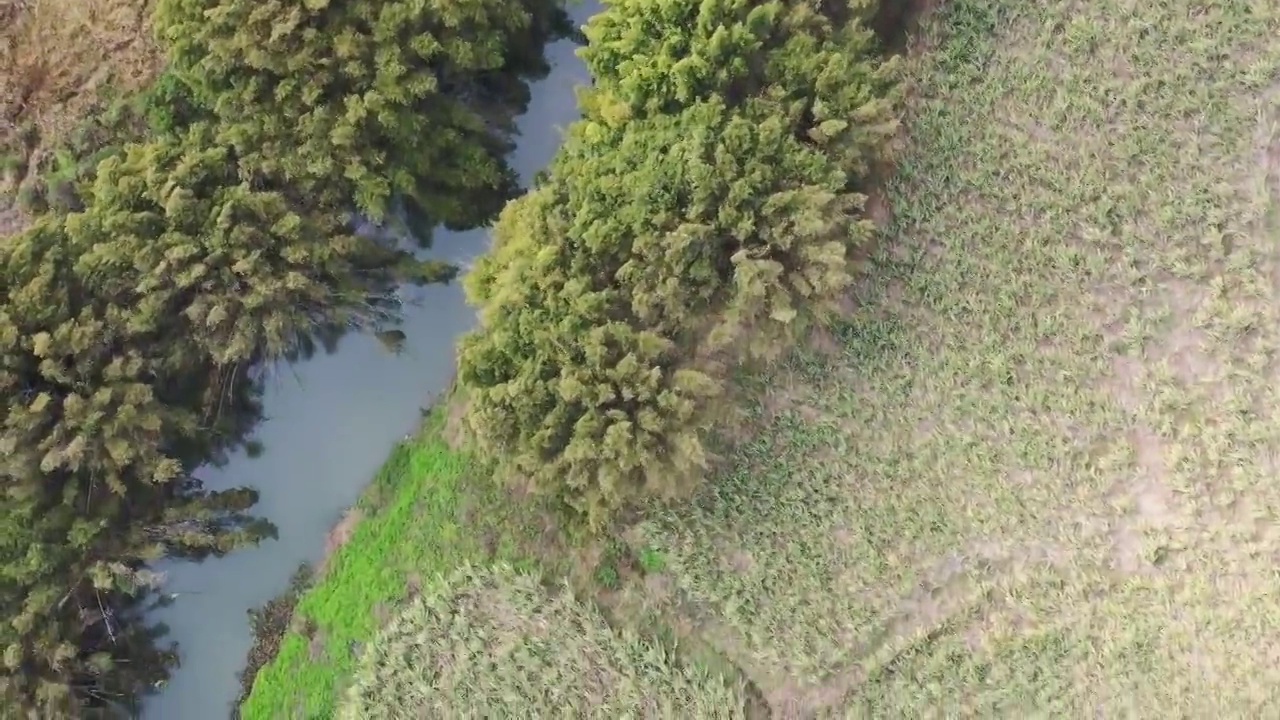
[[239, 413, 548, 719]]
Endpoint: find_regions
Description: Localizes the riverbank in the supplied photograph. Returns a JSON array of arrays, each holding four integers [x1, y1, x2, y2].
[[3, 0, 595, 713], [237, 405, 548, 717], [239, 0, 920, 715]]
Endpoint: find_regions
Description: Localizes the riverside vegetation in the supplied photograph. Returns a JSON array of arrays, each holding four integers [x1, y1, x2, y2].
[[244, 0, 906, 716], [0, 0, 567, 713], [246, 0, 1280, 717]]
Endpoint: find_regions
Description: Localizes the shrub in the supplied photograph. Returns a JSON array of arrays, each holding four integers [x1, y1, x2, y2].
[[459, 0, 900, 526], [139, 70, 206, 137], [339, 565, 748, 718]]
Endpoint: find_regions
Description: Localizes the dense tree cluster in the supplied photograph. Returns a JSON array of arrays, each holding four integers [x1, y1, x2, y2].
[[155, 0, 569, 227], [73, 124, 453, 366], [0, 212, 270, 714], [0, 0, 567, 711], [459, 0, 901, 526]]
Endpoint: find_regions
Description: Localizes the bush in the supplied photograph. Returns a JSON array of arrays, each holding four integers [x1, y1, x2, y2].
[[139, 70, 206, 137], [339, 565, 748, 718], [459, 0, 901, 526]]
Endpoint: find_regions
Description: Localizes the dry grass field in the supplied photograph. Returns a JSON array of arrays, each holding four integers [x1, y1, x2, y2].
[[0, 0, 161, 223], [338, 565, 749, 718], [628, 0, 1280, 715]]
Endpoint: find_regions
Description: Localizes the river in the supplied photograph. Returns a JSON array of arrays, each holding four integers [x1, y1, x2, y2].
[[143, 6, 596, 716]]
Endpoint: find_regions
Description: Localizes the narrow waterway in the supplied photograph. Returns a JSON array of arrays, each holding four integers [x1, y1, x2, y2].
[[143, 7, 596, 716]]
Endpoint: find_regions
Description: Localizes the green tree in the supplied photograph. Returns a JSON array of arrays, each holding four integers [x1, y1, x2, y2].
[[459, 0, 901, 527], [70, 124, 451, 368], [155, 0, 570, 228], [0, 216, 269, 715]]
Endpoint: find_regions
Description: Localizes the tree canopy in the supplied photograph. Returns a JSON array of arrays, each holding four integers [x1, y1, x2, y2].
[[0, 213, 269, 714], [70, 124, 453, 367], [155, 0, 569, 227], [459, 0, 901, 526]]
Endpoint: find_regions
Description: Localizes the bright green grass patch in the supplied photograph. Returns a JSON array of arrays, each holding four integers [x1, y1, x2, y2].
[[240, 417, 544, 719], [339, 564, 749, 718], [637, 0, 1280, 714]]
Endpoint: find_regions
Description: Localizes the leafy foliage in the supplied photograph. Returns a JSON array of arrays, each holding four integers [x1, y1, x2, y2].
[[459, 0, 901, 526], [138, 70, 207, 137], [155, 0, 569, 227], [339, 564, 748, 718], [0, 214, 271, 715], [71, 124, 453, 367]]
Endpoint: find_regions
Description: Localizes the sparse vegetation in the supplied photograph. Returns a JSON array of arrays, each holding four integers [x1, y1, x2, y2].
[[0, 0, 161, 237], [340, 564, 748, 718], [0, 0, 163, 177]]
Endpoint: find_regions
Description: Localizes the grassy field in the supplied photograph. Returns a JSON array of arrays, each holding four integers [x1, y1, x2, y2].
[[627, 0, 1280, 715], [340, 565, 748, 717], [244, 0, 1280, 715]]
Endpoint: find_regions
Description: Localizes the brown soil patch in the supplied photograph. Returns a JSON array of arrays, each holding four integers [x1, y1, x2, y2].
[[1104, 426, 1186, 576], [1, 0, 163, 170], [406, 572, 423, 597], [724, 549, 755, 575], [863, 188, 893, 231], [441, 393, 470, 450], [307, 630, 327, 661], [871, 0, 944, 54], [1160, 320, 1219, 391], [0, 199, 25, 239], [767, 677, 859, 719], [806, 325, 844, 359], [759, 382, 796, 425], [318, 507, 363, 574], [1106, 354, 1146, 413], [642, 571, 674, 604]]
